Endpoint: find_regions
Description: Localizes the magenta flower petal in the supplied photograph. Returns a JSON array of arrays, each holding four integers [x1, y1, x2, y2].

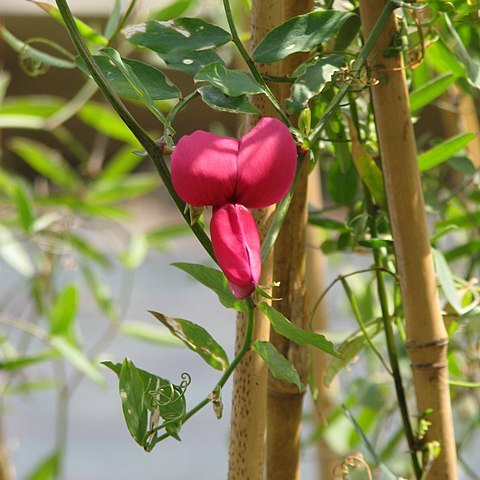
[[171, 130, 239, 206], [236, 117, 297, 208], [210, 203, 261, 299]]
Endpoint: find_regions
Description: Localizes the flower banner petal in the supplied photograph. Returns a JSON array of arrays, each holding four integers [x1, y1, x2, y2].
[[171, 130, 238, 206], [210, 203, 261, 299], [236, 117, 297, 208]]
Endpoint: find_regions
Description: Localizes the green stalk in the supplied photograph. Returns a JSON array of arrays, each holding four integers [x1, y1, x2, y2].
[[367, 194, 422, 479], [147, 297, 256, 448], [340, 277, 392, 374], [54, 0, 215, 261], [222, 0, 293, 129]]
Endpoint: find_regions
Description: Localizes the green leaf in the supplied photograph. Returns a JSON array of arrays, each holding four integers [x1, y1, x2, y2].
[[0, 96, 64, 117], [152, 0, 195, 21], [425, 39, 467, 79], [119, 234, 148, 269], [432, 248, 462, 314], [150, 312, 229, 371], [253, 341, 304, 392], [146, 224, 189, 250], [66, 233, 110, 267], [308, 211, 347, 231], [418, 133, 475, 171], [119, 358, 148, 445], [27, 451, 59, 480], [14, 182, 35, 233], [121, 322, 183, 346], [50, 336, 105, 386], [443, 14, 480, 88], [97, 146, 144, 181], [81, 266, 119, 320], [345, 115, 385, 207], [48, 284, 79, 340], [87, 173, 158, 205], [258, 302, 340, 358], [286, 55, 343, 113], [327, 158, 358, 206], [198, 86, 259, 114], [325, 319, 383, 387], [104, 0, 122, 39], [32, 1, 108, 46], [0, 26, 74, 69], [253, 11, 354, 63], [172, 262, 247, 312], [0, 224, 34, 277], [160, 50, 226, 75], [0, 351, 54, 371], [126, 18, 231, 55], [9, 137, 82, 188], [334, 13, 361, 51], [409, 73, 457, 113], [76, 56, 180, 101], [195, 62, 263, 97], [79, 102, 139, 144]]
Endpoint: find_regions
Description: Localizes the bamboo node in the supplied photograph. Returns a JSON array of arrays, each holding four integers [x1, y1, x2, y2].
[[406, 337, 448, 350], [411, 361, 448, 370]]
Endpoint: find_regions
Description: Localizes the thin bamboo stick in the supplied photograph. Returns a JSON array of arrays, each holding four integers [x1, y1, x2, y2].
[[358, 2, 458, 478], [227, 1, 285, 478], [307, 166, 339, 479], [266, 1, 313, 478]]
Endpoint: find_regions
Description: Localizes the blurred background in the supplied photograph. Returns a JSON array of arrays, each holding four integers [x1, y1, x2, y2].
[[1, 1, 479, 479]]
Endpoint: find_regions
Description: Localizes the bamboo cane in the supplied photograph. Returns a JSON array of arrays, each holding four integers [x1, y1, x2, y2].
[[358, 2, 458, 478], [307, 166, 340, 479], [266, 1, 313, 478], [227, 1, 286, 478]]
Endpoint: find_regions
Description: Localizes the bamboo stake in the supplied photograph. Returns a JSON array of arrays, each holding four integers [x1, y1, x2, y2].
[[358, 2, 458, 478], [266, 2, 313, 478], [227, 1, 285, 478], [307, 166, 340, 479]]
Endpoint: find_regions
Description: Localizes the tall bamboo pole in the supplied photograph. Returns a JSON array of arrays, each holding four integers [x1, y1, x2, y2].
[[227, 2, 285, 478], [307, 166, 339, 479], [266, 2, 313, 478], [358, 2, 458, 478]]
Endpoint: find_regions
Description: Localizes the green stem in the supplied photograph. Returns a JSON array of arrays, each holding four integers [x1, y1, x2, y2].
[[109, 0, 139, 43], [222, 0, 293, 129], [308, 0, 398, 146], [366, 194, 422, 479], [54, 0, 215, 261], [166, 91, 199, 125], [147, 297, 256, 447], [340, 277, 392, 374]]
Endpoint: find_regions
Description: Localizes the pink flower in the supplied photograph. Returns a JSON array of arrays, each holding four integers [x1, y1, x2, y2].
[[171, 117, 297, 299]]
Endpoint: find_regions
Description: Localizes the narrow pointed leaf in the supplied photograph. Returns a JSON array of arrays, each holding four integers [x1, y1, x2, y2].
[[325, 320, 383, 387], [259, 302, 340, 358], [49, 284, 79, 341], [418, 133, 475, 171], [252, 11, 354, 63], [50, 336, 105, 386], [0, 224, 35, 277], [150, 312, 229, 370], [9, 138, 81, 188], [27, 451, 59, 480], [104, 0, 122, 39], [253, 341, 304, 392], [121, 322, 183, 346], [346, 115, 385, 207], [409, 73, 456, 112], [432, 248, 462, 314], [32, 1, 108, 46], [152, 0, 195, 20]]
